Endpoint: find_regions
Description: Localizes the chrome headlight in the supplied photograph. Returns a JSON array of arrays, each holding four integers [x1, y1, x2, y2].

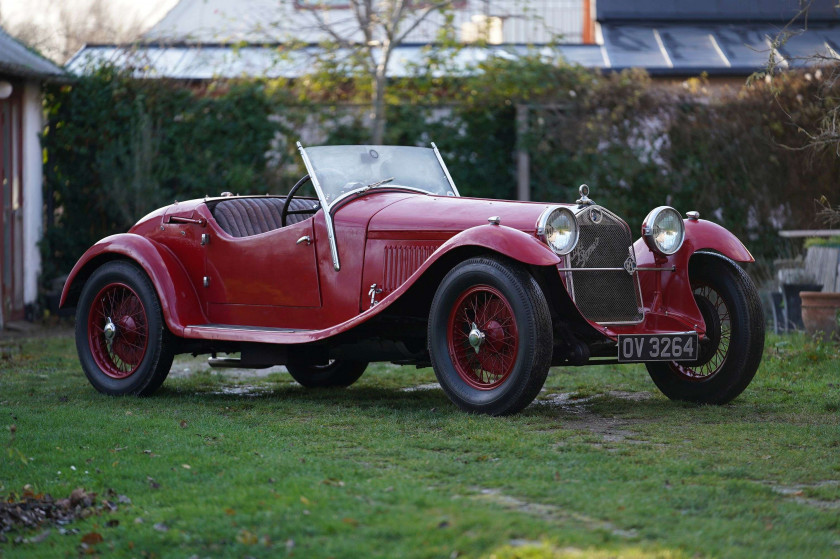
[[537, 207, 578, 255], [643, 206, 685, 255]]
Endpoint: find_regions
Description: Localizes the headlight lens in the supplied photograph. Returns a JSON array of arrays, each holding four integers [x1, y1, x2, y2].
[[538, 207, 578, 255], [643, 206, 685, 255]]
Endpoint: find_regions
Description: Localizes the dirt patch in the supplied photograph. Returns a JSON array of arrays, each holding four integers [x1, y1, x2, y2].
[[763, 480, 840, 510], [169, 354, 286, 379], [209, 385, 275, 397], [401, 383, 441, 392], [472, 487, 638, 539], [538, 391, 657, 446], [1, 322, 73, 339], [0, 487, 127, 543]]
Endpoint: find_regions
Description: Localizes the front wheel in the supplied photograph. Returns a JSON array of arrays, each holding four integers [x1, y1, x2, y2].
[[428, 257, 552, 416], [646, 253, 765, 404], [286, 360, 368, 388], [75, 261, 174, 396]]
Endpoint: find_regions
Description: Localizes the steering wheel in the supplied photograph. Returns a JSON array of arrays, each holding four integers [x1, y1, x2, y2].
[[281, 174, 319, 227]]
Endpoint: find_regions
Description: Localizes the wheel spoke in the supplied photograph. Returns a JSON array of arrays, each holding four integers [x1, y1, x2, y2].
[[88, 282, 149, 379], [447, 285, 519, 390]]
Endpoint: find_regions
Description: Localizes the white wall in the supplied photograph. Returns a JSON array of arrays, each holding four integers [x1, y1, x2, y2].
[[22, 81, 43, 309]]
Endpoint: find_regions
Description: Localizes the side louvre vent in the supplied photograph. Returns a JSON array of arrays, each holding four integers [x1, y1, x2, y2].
[[384, 245, 439, 292]]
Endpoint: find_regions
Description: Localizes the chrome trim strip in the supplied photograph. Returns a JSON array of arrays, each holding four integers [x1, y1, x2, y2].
[[557, 267, 624, 272], [637, 266, 676, 272], [329, 185, 434, 210], [297, 141, 341, 271], [431, 142, 460, 196]]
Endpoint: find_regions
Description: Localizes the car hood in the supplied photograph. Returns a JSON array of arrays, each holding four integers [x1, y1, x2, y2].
[[367, 195, 559, 235]]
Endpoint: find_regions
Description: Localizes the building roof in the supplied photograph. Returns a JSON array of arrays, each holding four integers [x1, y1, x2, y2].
[[143, 0, 576, 45], [595, 0, 840, 75], [597, 0, 840, 23], [66, 43, 608, 80], [0, 25, 66, 80], [65, 0, 840, 79]]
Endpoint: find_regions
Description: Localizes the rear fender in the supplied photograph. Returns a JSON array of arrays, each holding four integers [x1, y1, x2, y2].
[[60, 234, 204, 336], [628, 219, 754, 336]]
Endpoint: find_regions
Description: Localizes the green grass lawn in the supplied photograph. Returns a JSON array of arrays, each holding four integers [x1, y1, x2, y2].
[[1, 329, 838, 558]]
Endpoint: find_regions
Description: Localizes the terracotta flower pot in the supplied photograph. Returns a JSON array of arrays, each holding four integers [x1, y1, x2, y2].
[[800, 291, 840, 338]]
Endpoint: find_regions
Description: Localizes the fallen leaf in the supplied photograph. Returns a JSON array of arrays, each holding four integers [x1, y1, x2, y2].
[[342, 517, 359, 527], [225, 508, 236, 516], [81, 532, 103, 545], [321, 478, 345, 487], [179, 420, 188, 428], [236, 529, 258, 545], [181, 464, 191, 470], [299, 496, 311, 505]]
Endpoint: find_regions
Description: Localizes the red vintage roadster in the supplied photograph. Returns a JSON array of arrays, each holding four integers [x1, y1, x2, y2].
[[61, 144, 765, 415]]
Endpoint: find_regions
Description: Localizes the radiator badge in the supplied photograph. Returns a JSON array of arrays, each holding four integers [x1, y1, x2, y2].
[[624, 254, 637, 275], [572, 237, 600, 267], [589, 208, 603, 224]]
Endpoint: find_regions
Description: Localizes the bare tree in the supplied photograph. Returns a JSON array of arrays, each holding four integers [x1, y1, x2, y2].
[[762, 0, 840, 155], [305, 0, 456, 144], [1, 0, 145, 63]]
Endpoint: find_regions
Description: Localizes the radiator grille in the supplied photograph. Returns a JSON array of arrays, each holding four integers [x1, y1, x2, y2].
[[568, 207, 643, 324]]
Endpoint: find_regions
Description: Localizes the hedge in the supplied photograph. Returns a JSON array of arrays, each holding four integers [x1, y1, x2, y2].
[[41, 59, 840, 292]]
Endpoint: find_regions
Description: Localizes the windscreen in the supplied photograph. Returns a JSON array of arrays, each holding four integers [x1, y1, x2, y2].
[[302, 145, 457, 206]]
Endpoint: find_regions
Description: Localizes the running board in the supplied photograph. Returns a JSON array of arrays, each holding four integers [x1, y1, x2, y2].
[[183, 323, 316, 344], [207, 357, 275, 369]]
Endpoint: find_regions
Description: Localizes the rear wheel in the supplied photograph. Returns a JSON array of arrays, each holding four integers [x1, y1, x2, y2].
[[646, 253, 764, 404], [75, 261, 174, 396], [428, 256, 552, 416], [286, 360, 368, 388]]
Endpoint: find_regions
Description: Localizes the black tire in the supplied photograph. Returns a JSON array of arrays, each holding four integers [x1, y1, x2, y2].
[[428, 256, 553, 416], [286, 360, 368, 388], [75, 261, 174, 396], [646, 253, 765, 404]]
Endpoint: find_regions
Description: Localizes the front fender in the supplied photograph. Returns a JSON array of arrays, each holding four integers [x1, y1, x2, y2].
[[60, 233, 204, 336], [625, 219, 754, 337], [437, 224, 561, 266]]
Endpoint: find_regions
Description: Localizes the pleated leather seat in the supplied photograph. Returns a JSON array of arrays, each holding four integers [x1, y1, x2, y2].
[[212, 197, 318, 238]]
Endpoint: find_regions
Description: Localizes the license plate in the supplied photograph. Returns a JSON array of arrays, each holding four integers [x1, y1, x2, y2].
[[617, 332, 698, 362]]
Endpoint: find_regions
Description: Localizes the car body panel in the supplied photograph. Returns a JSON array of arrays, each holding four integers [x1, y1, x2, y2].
[[61, 199, 749, 346], [367, 195, 552, 235]]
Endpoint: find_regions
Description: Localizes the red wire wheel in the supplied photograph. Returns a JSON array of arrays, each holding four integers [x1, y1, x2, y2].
[[645, 254, 765, 404], [669, 283, 729, 381], [429, 257, 552, 415], [446, 285, 519, 390], [87, 282, 149, 379]]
